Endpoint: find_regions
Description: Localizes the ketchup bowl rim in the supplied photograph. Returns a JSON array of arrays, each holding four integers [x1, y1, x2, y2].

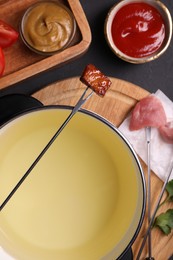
[[104, 0, 173, 64]]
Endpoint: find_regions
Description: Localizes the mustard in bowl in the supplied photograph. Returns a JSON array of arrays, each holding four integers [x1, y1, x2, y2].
[[20, 1, 76, 55]]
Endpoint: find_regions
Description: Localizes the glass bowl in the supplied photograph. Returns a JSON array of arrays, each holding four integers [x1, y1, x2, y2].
[[20, 1, 76, 56]]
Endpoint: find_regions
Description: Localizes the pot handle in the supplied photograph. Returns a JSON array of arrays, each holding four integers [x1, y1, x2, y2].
[[0, 94, 43, 126], [120, 247, 133, 260]]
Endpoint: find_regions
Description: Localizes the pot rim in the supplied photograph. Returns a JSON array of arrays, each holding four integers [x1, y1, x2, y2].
[[0, 103, 146, 260]]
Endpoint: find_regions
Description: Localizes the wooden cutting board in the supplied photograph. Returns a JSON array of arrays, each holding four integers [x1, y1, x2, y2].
[[33, 77, 173, 260]]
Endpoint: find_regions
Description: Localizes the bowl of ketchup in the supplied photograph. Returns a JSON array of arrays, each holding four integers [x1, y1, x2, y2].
[[105, 0, 172, 64]]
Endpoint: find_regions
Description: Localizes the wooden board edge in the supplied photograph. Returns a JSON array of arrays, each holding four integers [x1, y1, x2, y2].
[[0, 0, 92, 90], [68, 0, 92, 44]]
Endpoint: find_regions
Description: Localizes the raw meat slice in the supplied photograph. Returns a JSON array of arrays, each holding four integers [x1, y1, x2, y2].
[[129, 94, 167, 130], [159, 121, 173, 144]]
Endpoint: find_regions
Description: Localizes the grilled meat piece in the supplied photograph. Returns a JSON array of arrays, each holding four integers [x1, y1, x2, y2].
[[80, 64, 111, 97]]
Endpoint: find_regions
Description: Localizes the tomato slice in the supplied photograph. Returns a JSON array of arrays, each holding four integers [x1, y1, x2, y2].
[[0, 20, 19, 48], [0, 47, 5, 76]]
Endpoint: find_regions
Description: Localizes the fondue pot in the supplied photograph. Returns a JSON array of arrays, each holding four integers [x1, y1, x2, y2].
[[0, 94, 146, 260]]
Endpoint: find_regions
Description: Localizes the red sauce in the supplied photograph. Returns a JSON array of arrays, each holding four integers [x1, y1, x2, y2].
[[111, 2, 165, 58]]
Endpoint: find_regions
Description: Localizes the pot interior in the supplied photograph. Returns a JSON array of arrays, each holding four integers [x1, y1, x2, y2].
[[0, 107, 145, 260]]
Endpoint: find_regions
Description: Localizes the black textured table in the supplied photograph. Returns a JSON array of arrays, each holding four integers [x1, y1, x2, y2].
[[0, 0, 173, 99]]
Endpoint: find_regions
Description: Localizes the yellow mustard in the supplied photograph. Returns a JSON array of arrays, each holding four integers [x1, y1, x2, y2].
[[22, 2, 75, 53]]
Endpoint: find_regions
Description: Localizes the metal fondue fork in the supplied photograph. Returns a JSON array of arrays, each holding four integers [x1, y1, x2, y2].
[[0, 87, 93, 211], [145, 127, 154, 260], [136, 162, 173, 260]]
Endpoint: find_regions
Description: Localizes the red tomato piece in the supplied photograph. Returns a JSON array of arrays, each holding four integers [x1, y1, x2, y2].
[[0, 20, 19, 48], [0, 47, 5, 76]]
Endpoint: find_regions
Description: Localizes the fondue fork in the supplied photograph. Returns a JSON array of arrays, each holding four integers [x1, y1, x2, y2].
[[145, 127, 154, 260], [0, 64, 112, 211], [0, 87, 93, 211], [136, 162, 173, 260]]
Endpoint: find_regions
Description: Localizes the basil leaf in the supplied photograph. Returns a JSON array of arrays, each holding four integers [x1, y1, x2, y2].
[[154, 209, 173, 235], [166, 179, 173, 201]]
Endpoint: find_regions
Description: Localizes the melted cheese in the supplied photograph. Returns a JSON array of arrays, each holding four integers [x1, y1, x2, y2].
[[0, 108, 142, 260]]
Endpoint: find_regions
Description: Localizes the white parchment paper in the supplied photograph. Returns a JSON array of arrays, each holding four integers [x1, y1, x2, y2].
[[119, 89, 173, 182]]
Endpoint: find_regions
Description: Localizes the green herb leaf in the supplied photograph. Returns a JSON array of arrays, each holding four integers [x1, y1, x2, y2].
[[154, 209, 173, 235], [166, 179, 173, 201]]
